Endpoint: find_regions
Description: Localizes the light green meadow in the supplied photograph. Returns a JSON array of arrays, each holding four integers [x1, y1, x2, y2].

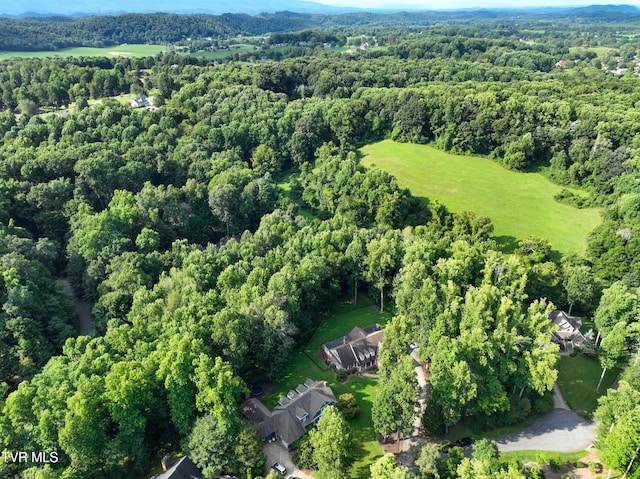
[[0, 44, 166, 60], [360, 140, 602, 256], [189, 44, 256, 59]]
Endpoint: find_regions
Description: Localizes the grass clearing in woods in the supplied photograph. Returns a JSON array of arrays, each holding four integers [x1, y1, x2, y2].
[[360, 140, 602, 256]]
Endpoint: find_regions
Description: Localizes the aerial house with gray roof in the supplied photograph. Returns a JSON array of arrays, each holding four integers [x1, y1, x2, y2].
[[152, 456, 202, 479], [322, 325, 384, 372], [549, 310, 585, 349], [240, 379, 336, 448]]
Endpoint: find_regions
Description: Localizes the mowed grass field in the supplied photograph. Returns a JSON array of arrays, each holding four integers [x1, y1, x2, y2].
[[0, 44, 165, 60], [190, 44, 255, 59], [568, 46, 617, 57], [556, 355, 619, 413], [360, 140, 602, 256]]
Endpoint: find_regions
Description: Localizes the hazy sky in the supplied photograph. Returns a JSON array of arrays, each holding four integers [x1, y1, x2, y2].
[[317, 0, 639, 8]]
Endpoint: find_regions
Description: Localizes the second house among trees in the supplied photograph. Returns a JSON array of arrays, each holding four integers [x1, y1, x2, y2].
[[322, 325, 384, 372]]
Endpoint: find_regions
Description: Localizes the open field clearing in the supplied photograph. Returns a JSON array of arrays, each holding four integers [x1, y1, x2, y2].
[[360, 140, 602, 256], [0, 44, 165, 60], [569, 46, 618, 57], [190, 44, 256, 59]]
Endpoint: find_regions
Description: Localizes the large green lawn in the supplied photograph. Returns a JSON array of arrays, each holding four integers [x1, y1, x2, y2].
[[0, 44, 166, 60], [262, 298, 391, 478], [556, 354, 620, 413], [568, 46, 617, 57], [190, 44, 256, 59], [360, 140, 602, 256]]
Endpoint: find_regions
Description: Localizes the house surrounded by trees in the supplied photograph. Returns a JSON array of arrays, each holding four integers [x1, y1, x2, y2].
[[152, 456, 202, 479], [322, 325, 384, 372], [549, 310, 585, 349], [240, 379, 336, 448], [131, 95, 153, 108]]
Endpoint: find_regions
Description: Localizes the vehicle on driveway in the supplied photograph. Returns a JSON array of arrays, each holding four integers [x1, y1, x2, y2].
[[272, 462, 287, 475], [455, 437, 473, 447], [439, 443, 452, 453]]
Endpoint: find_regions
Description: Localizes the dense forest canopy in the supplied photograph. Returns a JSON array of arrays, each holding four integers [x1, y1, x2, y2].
[[0, 9, 640, 479]]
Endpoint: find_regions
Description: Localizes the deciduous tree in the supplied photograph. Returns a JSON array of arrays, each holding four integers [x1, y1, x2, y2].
[[373, 354, 418, 440], [415, 443, 440, 479], [370, 454, 410, 479], [365, 231, 402, 312], [309, 406, 353, 479]]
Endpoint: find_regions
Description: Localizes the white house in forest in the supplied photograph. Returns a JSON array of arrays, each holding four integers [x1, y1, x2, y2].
[[131, 95, 153, 108]]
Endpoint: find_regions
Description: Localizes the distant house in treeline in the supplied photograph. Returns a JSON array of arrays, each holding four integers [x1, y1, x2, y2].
[[131, 95, 153, 108], [322, 325, 383, 372]]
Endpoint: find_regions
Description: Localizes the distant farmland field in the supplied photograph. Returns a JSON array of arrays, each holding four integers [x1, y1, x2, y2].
[[568, 46, 617, 57], [189, 44, 255, 59], [360, 140, 602, 256], [0, 44, 166, 60]]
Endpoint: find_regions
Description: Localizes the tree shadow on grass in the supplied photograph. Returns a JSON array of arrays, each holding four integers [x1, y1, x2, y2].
[[493, 235, 519, 254], [548, 249, 562, 263], [494, 235, 564, 262], [348, 436, 370, 479]]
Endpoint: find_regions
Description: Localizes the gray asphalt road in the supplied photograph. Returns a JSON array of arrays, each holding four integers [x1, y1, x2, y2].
[[495, 408, 596, 453]]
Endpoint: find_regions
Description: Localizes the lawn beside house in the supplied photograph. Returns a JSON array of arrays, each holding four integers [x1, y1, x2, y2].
[[263, 298, 391, 407], [556, 354, 620, 413], [262, 297, 391, 478]]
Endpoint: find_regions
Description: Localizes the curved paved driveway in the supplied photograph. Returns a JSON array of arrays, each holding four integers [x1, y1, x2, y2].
[[494, 384, 596, 453], [263, 442, 313, 479]]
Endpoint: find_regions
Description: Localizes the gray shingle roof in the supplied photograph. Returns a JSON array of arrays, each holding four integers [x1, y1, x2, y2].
[[240, 397, 271, 423], [324, 335, 349, 350], [549, 310, 585, 344], [241, 379, 336, 447], [323, 326, 383, 370], [153, 457, 202, 479]]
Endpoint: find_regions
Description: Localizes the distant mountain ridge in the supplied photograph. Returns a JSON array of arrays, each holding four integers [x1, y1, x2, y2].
[[2, 1, 640, 17], [549, 4, 640, 21], [0, 0, 359, 17], [571, 3, 640, 12], [2, 3, 640, 52]]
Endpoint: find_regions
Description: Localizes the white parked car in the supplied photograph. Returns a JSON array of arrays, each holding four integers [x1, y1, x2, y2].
[[272, 463, 287, 476]]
